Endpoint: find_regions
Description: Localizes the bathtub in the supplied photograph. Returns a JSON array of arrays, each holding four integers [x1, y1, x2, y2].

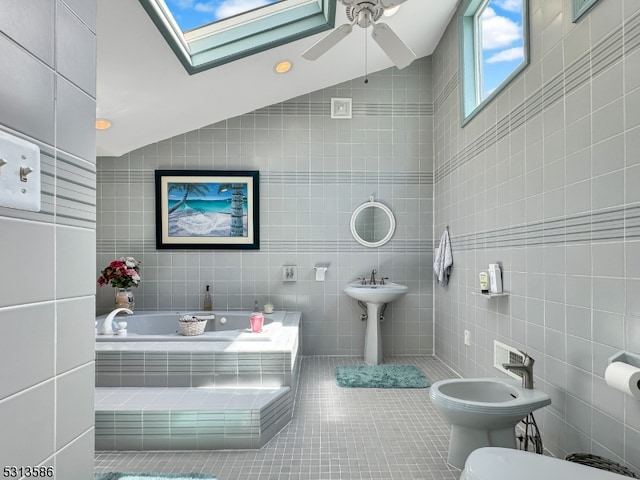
[[95, 310, 283, 342]]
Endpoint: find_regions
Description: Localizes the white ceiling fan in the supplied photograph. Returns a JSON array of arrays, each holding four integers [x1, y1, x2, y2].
[[302, 0, 416, 70]]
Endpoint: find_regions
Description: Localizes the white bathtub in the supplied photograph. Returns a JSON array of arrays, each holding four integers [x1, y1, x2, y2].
[[95, 310, 283, 342]]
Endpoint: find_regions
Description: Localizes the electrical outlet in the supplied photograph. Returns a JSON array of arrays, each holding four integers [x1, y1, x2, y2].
[[282, 265, 298, 282], [464, 329, 471, 346]]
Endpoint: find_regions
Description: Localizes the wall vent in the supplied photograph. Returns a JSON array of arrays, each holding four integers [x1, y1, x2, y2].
[[494, 340, 525, 381]]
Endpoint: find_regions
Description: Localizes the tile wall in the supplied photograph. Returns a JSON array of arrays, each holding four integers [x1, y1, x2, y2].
[[0, 1, 97, 477], [96, 58, 435, 357], [432, 0, 640, 471]]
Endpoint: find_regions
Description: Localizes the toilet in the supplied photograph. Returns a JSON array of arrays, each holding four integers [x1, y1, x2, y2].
[[461, 447, 632, 480]]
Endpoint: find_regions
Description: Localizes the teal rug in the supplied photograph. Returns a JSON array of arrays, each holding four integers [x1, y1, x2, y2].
[[95, 474, 216, 480], [335, 364, 430, 388]]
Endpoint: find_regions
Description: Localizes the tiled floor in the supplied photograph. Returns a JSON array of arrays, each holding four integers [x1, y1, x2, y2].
[[95, 355, 462, 480]]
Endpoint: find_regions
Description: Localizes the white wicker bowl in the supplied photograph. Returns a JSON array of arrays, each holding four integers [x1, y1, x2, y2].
[[178, 319, 207, 336]]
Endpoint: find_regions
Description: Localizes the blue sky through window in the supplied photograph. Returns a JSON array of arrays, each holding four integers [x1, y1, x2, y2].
[[165, 0, 284, 32], [477, 0, 524, 100]]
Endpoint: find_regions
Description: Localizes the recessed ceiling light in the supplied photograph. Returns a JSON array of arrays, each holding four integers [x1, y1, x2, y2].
[[95, 118, 112, 130], [384, 6, 400, 16], [274, 60, 292, 74]]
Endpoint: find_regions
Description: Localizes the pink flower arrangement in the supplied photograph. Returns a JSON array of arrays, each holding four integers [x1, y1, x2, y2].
[[97, 256, 141, 289]]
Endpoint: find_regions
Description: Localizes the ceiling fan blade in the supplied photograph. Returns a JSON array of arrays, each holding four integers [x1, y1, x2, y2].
[[379, 0, 409, 8], [302, 24, 353, 61], [371, 22, 416, 69]]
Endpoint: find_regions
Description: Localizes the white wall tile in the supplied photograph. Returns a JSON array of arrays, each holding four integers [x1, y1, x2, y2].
[[0, 302, 55, 400], [56, 296, 95, 374], [0, 37, 55, 144], [56, 364, 94, 448], [56, 226, 96, 299], [56, 4, 96, 96], [0, 0, 54, 66], [55, 76, 96, 162], [0, 380, 55, 467], [0, 218, 55, 307], [54, 429, 95, 479]]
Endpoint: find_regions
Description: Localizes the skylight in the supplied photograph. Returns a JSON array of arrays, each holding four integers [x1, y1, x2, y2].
[[139, 0, 336, 74], [165, 0, 284, 33]]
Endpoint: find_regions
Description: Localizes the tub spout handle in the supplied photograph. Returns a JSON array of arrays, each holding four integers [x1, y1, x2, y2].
[[102, 308, 133, 335]]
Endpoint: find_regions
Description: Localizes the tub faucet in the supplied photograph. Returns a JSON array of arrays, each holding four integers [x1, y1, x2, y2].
[[102, 307, 133, 335], [503, 351, 535, 389], [369, 269, 378, 285]]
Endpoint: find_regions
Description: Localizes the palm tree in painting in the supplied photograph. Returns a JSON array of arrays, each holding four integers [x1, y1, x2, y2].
[[218, 183, 246, 236], [167, 183, 210, 214]]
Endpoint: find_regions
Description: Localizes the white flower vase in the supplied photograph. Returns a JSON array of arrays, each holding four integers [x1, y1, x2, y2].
[[115, 288, 135, 310]]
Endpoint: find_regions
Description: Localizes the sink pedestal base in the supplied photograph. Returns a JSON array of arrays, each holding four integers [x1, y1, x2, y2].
[[364, 303, 383, 365], [447, 424, 516, 469]]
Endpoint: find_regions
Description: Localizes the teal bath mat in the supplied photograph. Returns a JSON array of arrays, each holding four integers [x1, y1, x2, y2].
[[335, 364, 430, 388], [95, 474, 216, 480]]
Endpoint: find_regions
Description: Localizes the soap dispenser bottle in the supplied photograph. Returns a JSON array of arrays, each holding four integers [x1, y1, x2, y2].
[[203, 285, 212, 311]]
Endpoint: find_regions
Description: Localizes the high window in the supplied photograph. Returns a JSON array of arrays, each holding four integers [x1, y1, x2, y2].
[[460, 0, 528, 123]]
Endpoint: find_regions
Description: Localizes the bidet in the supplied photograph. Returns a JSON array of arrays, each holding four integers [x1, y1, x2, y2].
[[429, 377, 551, 468]]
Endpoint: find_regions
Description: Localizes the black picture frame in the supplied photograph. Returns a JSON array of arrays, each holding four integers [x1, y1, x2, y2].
[[155, 170, 259, 250]]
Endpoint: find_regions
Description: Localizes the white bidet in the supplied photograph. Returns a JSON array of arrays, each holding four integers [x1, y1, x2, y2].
[[429, 377, 551, 469]]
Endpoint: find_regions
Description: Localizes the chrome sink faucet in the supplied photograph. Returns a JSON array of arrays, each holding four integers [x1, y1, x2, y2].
[[369, 269, 377, 285], [503, 351, 535, 389]]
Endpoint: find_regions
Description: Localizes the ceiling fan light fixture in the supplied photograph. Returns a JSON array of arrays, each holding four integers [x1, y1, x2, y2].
[[274, 60, 293, 74]]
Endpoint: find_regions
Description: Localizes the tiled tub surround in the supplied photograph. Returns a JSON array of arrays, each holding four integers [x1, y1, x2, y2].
[[95, 312, 300, 450], [96, 310, 286, 342]]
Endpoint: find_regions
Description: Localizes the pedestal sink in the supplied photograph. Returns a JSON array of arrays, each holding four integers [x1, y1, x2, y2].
[[344, 281, 408, 365]]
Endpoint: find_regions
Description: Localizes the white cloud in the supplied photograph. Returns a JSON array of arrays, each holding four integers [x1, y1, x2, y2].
[[494, 0, 522, 13], [215, 0, 274, 19], [480, 7, 522, 50], [194, 2, 216, 14], [486, 46, 524, 63]]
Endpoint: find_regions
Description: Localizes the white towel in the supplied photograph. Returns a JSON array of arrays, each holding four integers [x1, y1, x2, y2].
[[433, 229, 453, 286]]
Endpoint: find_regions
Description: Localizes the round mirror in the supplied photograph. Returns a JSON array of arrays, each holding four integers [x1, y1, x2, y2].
[[350, 199, 396, 248]]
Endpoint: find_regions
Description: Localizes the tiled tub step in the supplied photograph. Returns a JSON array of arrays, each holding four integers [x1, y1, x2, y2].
[[95, 386, 292, 450]]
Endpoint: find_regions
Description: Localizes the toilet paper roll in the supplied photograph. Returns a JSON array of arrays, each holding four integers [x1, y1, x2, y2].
[[315, 267, 327, 281], [605, 361, 640, 399]]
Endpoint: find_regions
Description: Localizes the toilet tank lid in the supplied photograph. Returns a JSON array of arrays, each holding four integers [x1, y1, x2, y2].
[[461, 448, 632, 480]]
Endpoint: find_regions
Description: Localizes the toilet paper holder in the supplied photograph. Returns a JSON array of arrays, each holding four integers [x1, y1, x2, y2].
[[608, 351, 640, 369], [313, 263, 330, 281]]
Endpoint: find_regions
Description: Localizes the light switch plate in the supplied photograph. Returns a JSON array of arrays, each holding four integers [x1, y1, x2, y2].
[[282, 265, 298, 282], [0, 130, 41, 212]]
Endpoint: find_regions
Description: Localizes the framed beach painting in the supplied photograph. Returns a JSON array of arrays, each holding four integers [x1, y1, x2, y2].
[[155, 170, 259, 249]]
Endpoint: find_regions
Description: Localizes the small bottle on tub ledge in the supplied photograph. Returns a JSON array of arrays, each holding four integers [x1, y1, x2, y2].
[[203, 285, 212, 311]]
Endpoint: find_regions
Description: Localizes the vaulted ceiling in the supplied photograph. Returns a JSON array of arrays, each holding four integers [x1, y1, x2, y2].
[[96, 0, 459, 157]]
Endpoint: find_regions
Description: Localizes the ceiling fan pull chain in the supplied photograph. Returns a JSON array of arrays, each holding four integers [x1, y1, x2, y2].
[[364, 26, 369, 84]]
